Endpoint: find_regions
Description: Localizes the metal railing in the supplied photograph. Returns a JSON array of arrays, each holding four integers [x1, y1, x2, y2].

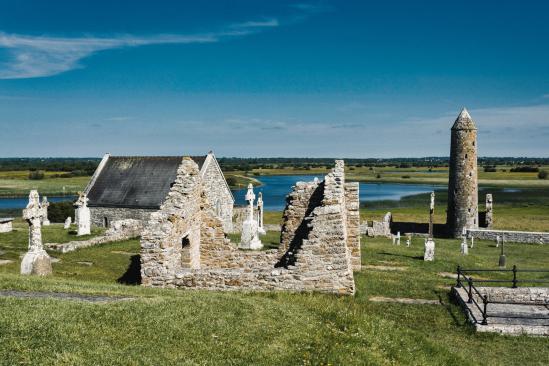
[[455, 265, 549, 325]]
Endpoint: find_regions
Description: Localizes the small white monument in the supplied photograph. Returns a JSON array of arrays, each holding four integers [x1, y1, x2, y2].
[[21, 190, 52, 276], [396, 231, 401, 246], [406, 235, 411, 247], [460, 235, 469, 255], [239, 184, 262, 250], [257, 192, 266, 235], [41, 196, 50, 226], [75, 192, 91, 236], [424, 238, 435, 261], [64, 217, 72, 229]]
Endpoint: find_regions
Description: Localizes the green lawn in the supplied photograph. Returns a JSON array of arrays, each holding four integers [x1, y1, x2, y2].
[[1, 227, 548, 365]]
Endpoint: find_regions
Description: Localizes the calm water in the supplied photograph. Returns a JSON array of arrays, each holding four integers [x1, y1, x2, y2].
[[0, 196, 74, 210], [233, 175, 445, 211]]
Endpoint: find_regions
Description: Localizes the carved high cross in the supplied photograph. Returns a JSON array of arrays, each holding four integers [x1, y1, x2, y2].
[[22, 190, 47, 252]]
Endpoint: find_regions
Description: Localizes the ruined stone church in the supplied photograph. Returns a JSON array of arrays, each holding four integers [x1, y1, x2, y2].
[[84, 152, 234, 232]]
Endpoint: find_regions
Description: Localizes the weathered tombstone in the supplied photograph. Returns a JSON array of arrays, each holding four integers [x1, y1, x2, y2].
[[496, 235, 500, 248], [460, 235, 469, 255], [396, 231, 401, 246], [21, 190, 52, 276], [429, 191, 435, 237], [64, 217, 72, 229], [257, 192, 266, 235], [424, 238, 435, 261], [392, 235, 396, 245], [75, 192, 90, 236], [470, 236, 474, 248], [0, 217, 14, 233], [41, 196, 50, 226], [406, 234, 411, 247], [240, 184, 262, 250], [485, 194, 493, 229]]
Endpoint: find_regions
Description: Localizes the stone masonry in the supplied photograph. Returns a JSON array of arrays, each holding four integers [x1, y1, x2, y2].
[[140, 159, 360, 295], [447, 108, 479, 238]]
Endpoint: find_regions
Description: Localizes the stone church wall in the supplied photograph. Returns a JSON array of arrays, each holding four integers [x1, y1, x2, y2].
[[201, 155, 234, 233], [90, 207, 155, 228], [140, 160, 359, 295]]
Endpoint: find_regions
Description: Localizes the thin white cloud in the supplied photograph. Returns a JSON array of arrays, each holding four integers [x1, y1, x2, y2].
[[105, 116, 134, 122], [0, 17, 280, 80], [231, 18, 279, 28]]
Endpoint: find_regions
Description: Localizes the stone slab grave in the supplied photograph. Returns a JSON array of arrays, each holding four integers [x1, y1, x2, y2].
[[0, 217, 14, 233], [140, 159, 361, 295], [0, 290, 134, 303], [453, 286, 549, 336]]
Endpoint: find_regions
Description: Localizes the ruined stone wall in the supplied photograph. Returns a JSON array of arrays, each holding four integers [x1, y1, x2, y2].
[[345, 183, 361, 270], [140, 158, 204, 286], [89, 207, 155, 228], [467, 228, 549, 244], [447, 127, 478, 237], [0, 220, 13, 233], [201, 155, 234, 233], [141, 159, 359, 295]]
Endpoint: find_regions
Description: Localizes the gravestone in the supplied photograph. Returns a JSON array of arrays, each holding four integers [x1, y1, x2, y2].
[[460, 235, 469, 255], [424, 238, 435, 261], [257, 192, 265, 235], [41, 196, 50, 226], [239, 184, 262, 250], [75, 192, 90, 236], [64, 217, 72, 229], [21, 190, 52, 276]]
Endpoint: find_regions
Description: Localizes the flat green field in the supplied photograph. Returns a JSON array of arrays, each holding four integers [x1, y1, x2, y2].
[[1, 221, 548, 365], [236, 165, 549, 187]]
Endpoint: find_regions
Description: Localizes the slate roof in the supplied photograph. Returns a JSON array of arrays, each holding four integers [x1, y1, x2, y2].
[[87, 156, 206, 209], [452, 108, 477, 130]]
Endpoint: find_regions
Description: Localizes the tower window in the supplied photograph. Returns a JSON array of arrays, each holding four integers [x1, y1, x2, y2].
[[473, 141, 475, 147], [465, 154, 468, 159]]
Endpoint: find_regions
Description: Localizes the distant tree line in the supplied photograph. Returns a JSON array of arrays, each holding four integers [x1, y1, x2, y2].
[[2, 157, 549, 175]]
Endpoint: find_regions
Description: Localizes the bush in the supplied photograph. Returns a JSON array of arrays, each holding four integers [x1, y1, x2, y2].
[[48, 201, 75, 223], [376, 174, 381, 179], [225, 177, 238, 187], [484, 166, 497, 172], [510, 166, 539, 173], [401, 175, 411, 179], [538, 170, 548, 180], [28, 170, 45, 180]]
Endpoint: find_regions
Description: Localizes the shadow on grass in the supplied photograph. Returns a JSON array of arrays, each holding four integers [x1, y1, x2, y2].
[[117, 255, 141, 285]]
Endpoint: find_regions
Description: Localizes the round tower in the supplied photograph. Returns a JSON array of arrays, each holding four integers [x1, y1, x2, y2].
[[447, 108, 478, 238]]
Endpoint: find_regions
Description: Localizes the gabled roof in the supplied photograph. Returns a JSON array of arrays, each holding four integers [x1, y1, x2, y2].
[[452, 108, 477, 130], [87, 156, 206, 209]]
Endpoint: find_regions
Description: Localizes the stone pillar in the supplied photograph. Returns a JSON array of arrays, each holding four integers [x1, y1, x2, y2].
[[240, 184, 262, 250], [75, 192, 91, 236], [424, 238, 435, 261], [21, 190, 52, 276], [429, 191, 435, 238], [257, 192, 265, 235], [485, 194, 493, 229], [41, 196, 50, 226]]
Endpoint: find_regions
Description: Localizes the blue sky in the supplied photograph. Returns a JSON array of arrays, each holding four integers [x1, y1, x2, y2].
[[1, 0, 548, 157]]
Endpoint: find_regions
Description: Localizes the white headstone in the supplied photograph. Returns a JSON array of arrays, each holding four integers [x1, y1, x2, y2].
[[424, 238, 435, 261], [64, 217, 72, 229], [396, 231, 401, 246], [41, 196, 50, 226], [257, 192, 265, 235], [460, 236, 469, 255], [240, 184, 262, 250], [21, 190, 52, 276], [75, 193, 90, 236]]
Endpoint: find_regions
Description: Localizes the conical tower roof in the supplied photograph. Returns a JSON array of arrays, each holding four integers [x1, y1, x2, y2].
[[452, 108, 477, 130]]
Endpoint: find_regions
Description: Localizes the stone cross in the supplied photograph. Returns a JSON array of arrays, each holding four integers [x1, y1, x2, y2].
[[41, 196, 50, 226], [424, 237, 435, 261], [64, 216, 72, 229], [429, 191, 435, 238], [21, 190, 52, 276], [74, 192, 90, 236], [240, 184, 262, 250], [257, 192, 265, 235]]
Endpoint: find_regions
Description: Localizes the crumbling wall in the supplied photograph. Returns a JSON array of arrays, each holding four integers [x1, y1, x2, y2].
[[200, 155, 234, 232], [141, 159, 359, 295], [345, 183, 361, 270]]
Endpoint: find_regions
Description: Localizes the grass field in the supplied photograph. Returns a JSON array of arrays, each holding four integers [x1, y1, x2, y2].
[[232, 165, 549, 188], [1, 221, 548, 364]]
